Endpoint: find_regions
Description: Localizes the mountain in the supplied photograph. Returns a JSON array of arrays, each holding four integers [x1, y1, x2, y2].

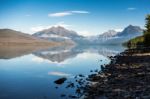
[[98, 30, 118, 42], [98, 25, 143, 44], [99, 30, 118, 38], [99, 25, 143, 39], [0, 29, 59, 46], [117, 25, 143, 37], [33, 26, 84, 45]]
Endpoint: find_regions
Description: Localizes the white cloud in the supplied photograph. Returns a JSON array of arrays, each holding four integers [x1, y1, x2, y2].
[[77, 30, 93, 37], [71, 10, 89, 14], [48, 10, 89, 17], [48, 71, 71, 77], [56, 21, 71, 28], [49, 12, 72, 17], [31, 56, 70, 65], [31, 57, 45, 63], [127, 7, 136, 11], [31, 26, 49, 32], [76, 52, 99, 59], [30, 22, 71, 32], [114, 28, 123, 32]]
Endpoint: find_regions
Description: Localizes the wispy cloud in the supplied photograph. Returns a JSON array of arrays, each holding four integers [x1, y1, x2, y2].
[[127, 7, 136, 11], [114, 28, 123, 32], [31, 56, 70, 65], [30, 22, 71, 32], [76, 52, 99, 59], [77, 30, 92, 37], [48, 10, 89, 17], [71, 11, 89, 14], [48, 71, 71, 77]]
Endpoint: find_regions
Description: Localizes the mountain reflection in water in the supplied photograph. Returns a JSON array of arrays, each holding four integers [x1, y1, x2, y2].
[[0, 45, 125, 62], [33, 45, 125, 63]]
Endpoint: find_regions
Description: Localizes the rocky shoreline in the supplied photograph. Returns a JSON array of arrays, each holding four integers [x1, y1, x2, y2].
[[83, 47, 150, 99], [54, 47, 150, 99]]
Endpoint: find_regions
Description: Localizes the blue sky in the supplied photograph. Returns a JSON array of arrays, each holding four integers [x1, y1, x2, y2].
[[0, 0, 150, 36]]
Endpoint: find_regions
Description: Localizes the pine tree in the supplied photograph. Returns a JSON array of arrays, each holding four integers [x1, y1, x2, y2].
[[144, 14, 150, 46]]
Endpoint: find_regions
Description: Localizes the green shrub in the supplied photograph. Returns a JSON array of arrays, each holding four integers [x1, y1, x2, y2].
[[125, 36, 144, 48]]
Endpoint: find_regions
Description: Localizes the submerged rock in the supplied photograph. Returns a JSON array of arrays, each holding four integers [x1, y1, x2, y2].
[[54, 77, 67, 85], [68, 95, 78, 98]]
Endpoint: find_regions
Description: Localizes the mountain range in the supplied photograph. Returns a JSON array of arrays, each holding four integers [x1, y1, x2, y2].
[[0, 25, 143, 46], [33, 25, 143, 45]]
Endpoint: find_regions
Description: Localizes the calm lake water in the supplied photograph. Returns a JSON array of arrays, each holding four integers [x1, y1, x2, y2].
[[0, 45, 125, 99]]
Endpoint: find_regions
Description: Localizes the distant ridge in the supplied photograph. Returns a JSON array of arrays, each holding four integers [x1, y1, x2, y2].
[[0, 29, 59, 46]]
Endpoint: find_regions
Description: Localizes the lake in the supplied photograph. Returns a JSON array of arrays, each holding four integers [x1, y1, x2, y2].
[[0, 45, 125, 99]]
